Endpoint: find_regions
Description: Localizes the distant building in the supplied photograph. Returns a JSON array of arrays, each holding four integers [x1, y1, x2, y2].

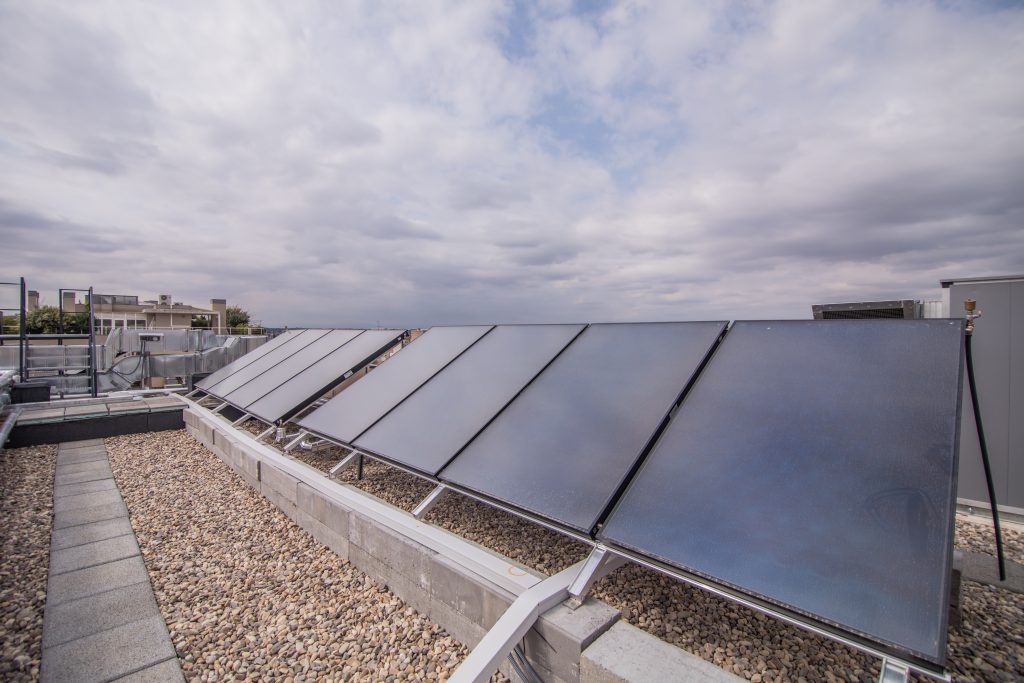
[[60, 292, 229, 334]]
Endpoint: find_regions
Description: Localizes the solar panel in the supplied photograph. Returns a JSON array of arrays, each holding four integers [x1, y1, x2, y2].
[[204, 329, 331, 397], [297, 326, 491, 444], [246, 329, 405, 424], [439, 322, 727, 533], [196, 329, 304, 390], [354, 324, 585, 475], [221, 329, 362, 409], [598, 320, 963, 666]]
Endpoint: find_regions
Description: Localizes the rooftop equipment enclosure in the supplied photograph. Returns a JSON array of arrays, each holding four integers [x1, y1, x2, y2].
[[943, 275, 1024, 512]]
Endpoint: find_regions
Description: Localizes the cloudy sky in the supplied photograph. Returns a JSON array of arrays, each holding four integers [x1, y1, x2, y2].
[[2, 1, 1022, 327]]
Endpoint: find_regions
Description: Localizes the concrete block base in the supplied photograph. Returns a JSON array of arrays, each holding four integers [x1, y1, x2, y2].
[[581, 621, 742, 683]]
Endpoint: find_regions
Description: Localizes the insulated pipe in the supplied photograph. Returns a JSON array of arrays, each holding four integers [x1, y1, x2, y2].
[[0, 368, 17, 390], [0, 407, 22, 451]]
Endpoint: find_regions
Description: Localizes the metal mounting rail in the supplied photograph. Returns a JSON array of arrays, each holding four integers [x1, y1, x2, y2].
[[412, 484, 447, 519], [602, 544, 950, 683], [448, 560, 585, 683], [283, 430, 308, 452]]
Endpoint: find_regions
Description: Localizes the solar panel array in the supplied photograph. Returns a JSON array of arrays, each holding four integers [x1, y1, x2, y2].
[[288, 319, 963, 668], [599, 320, 963, 664], [198, 328, 405, 424]]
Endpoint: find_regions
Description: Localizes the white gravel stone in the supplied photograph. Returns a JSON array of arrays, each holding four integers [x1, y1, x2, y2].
[[0, 443, 56, 682], [106, 430, 504, 682]]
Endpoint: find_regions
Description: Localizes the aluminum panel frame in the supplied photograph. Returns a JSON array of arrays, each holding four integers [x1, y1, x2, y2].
[[439, 321, 728, 534], [353, 324, 586, 476], [196, 329, 303, 390], [247, 329, 406, 425], [297, 325, 492, 444]]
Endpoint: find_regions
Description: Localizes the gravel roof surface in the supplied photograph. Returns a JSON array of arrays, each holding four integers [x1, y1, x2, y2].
[[276, 433, 1024, 683], [0, 443, 56, 682], [106, 430, 503, 682], [955, 514, 1024, 564]]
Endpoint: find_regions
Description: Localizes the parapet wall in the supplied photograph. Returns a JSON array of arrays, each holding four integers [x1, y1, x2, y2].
[[185, 405, 741, 683]]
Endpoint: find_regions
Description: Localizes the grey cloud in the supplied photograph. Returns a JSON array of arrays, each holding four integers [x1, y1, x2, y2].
[[507, 243, 579, 266], [2, 1, 1023, 327]]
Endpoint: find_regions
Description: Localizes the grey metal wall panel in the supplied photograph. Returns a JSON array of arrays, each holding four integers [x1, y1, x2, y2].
[[297, 326, 491, 444], [439, 322, 727, 533], [1008, 282, 1024, 509], [223, 329, 362, 408], [355, 324, 585, 475], [197, 330, 303, 390], [205, 330, 329, 398], [950, 281, 1013, 507], [247, 330, 405, 424], [599, 320, 964, 665]]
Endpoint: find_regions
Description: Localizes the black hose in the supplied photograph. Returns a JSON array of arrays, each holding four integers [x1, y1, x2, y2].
[[964, 332, 1006, 581]]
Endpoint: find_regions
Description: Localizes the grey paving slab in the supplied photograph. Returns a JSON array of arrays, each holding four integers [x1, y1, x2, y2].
[[51, 517, 134, 551], [53, 488, 124, 514], [46, 555, 149, 606], [41, 435, 184, 683], [112, 658, 185, 682], [53, 500, 128, 529], [55, 459, 112, 477], [54, 469, 115, 487], [58, 438, 105, 450], [56, 449, 109, 466], [43, 582, 161, 648], [143, 397, 183, 409], [956, 550, 1024, 593], [40, 615, 177, 683], [17, 408, 66, 423], [64, 404, 110, 418], [50, 533, 139, 575], [107, 402, 151, 414], [54, 478, 119, 499], [57, 442, 108, 452]]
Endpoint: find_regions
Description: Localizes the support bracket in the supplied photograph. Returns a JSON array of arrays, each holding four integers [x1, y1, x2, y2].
[[231, 413, 251, 427], [412, 485, 447, 519], [211, 401, 228, 414], [449, 561, 584, 683], [283, 430, 308, 453], [565, 546, 627, 609], [255, 426, 275, 441], [329, 452, 359, 478], [879, 659, 909, 683]]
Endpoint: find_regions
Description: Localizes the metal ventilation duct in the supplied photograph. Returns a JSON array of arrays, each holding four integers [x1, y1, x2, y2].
[[811, 299, 921, 320]]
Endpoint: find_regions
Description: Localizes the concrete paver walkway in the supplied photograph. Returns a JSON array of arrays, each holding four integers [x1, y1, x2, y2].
[[41, 439, 183, 683]]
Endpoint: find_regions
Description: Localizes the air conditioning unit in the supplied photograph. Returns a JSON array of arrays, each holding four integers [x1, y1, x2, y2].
[[811, 299, 921, 320], [158, 294, 172, 307]]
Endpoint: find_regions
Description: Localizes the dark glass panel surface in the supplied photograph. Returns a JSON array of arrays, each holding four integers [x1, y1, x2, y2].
[[297, 326, 491, 444], [196, 330, 303, 390], [247, 330, 404, 423], [440, 322, 726, 532], [356, 324, 584, 474], [204, 329, 331, 398], [223, 329, 362, 408], [599, 320, 964, 665]]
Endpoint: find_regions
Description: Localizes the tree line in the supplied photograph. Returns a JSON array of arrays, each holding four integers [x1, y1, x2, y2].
[[2, 305, 257, 335]]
